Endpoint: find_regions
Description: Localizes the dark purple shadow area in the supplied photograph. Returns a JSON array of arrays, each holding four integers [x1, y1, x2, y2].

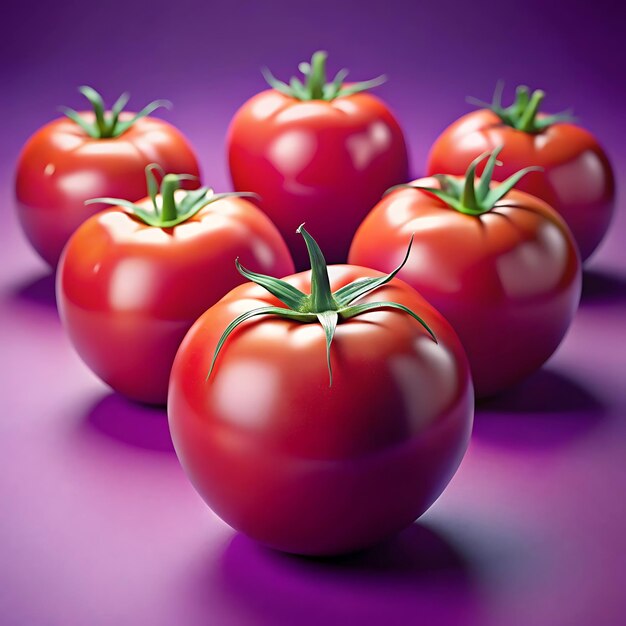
[[9, 270, 57, 309], [213, 524, 479, 626], [83, 392, 175, 454], [474, 368, 606, 449], [581, 268, 626, 306]]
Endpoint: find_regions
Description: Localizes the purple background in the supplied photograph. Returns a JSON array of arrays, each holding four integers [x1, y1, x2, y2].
[[2, 1, 625, 624]]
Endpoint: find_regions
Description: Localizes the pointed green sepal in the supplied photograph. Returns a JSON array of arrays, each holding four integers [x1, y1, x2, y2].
[[207, 306, 316, 381], [145, 163, 165, 215], [336, 75, 386, 98], [483, 165, 544, 206], [398, 184, 472, 214], [340, 301, 436, 343], [235, 259, 309, 310], [317, 311, 339, 386], [475, 147, 503, 202], [59, 106, 98, 137], [334, 234, 414, 306]]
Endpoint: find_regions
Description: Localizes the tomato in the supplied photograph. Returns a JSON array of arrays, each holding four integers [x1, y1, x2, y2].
[[350, 148, 582, 398], [16, 86, 200, 267], [57, 167, 294, 405], [168, 226, 473, 556], [427, 85, 615, 262], [227, 51, 409, 269]]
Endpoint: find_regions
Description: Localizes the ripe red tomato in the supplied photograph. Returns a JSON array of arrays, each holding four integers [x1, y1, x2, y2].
[[57, 168, 294, 405], [227, 51, 409, 269], [427, 85, 615, 261], [16, 87, 200, 267], [168, 226, 473, 556], [350, 148, 582, 398]]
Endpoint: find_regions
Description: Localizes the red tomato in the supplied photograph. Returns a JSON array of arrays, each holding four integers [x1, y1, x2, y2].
[[57, 173, 294, 405], [227, 51, 408, 269], [16, 87, 200, 267], [427, 86, 615, 261], [168, 227, 473, 556], [350, 149, 582, 398]]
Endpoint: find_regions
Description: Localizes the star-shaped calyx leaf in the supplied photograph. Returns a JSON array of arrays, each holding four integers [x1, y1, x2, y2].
[[85, 163, 258, 228], [387, 146, 543, 216], [208, 225, 436, 386], [467, 82, 575, 133], [61, 86, 171, 138], [262, 50, 386, 101]]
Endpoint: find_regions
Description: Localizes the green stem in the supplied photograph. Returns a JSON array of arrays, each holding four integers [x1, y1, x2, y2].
[[297, 224, 337, 312], [160, 174, 180, 222], [513, 85, 529, 118], [517, 89, 545, 132], [461, 154, 487, 212], [306, 51, 327, 99]]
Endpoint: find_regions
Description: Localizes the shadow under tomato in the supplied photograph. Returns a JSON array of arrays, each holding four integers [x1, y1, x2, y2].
[[9, 270, 58, 310], [82, 392, 175, 454], [580, 267, 626, 307], [209, 523, 480, 626], [474, 368, 606, 450]]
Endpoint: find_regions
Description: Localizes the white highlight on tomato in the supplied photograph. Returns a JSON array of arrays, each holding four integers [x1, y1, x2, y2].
[[497, 221, 568, 299], [268, 130, 317, 175], [108, 257, 156, 311], [250, 91, 287, 120], [213, 360, 279, 428], [345, 121, 391, 171], [389, 339, 459, 427], [57, 170, 104, 198]]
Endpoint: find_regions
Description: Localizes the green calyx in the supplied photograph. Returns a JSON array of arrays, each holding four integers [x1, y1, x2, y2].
[[208, 225, 436, 386], [86, 164, 257, 228], [468, 82, 574, 133], [262, 50, 386, 101], [60, 86, 171, 139], [389, 146, 543, 216]]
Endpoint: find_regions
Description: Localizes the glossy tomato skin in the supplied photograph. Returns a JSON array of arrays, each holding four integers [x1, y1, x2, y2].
[[349, 180, 582, 398], [168, 267, 473, 556], [227, 90, 409, 269], [427, 110, 615, 261], [57, 195, 294, 405], [16, 112, 200, 267]]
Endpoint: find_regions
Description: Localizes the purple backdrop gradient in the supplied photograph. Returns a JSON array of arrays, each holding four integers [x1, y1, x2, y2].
[[1, 1, 625, 625]]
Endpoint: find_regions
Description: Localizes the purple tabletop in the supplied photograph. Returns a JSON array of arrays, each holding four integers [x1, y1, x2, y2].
[[1, 1, 625, 624]]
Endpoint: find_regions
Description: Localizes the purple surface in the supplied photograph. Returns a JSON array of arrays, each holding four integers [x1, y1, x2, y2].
[[1, 1, 625, 624]]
